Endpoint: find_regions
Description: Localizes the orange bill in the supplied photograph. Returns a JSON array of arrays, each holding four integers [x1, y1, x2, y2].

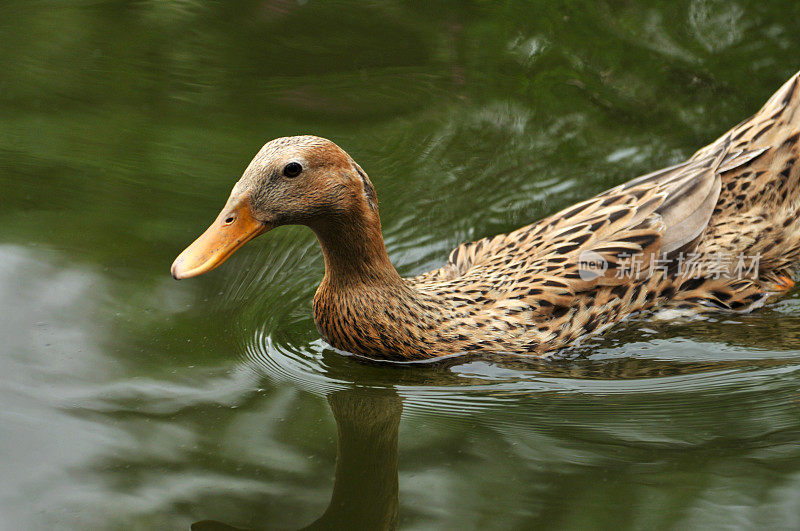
[[171, 194, 267, 279]]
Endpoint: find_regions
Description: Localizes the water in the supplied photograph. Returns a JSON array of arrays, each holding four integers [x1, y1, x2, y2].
[[2, 1, 800, 528]]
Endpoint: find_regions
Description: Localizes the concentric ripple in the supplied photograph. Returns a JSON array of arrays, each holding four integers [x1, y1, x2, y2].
[[238, 305, 800, 427]]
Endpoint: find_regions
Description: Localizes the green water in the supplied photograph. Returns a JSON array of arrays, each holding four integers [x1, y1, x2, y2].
[[2, 1, 800, 528]]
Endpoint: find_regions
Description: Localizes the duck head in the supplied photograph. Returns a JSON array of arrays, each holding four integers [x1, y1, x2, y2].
[[171, 135, 379, 280]]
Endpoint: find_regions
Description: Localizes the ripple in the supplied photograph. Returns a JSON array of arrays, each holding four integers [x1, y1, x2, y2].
[[243, 328, 350, 396], [238, 317, 800, 427]]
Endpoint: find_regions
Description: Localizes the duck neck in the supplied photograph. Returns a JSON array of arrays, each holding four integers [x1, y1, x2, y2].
[[310, 206, 449, 360], [310, 209, 404, 290]]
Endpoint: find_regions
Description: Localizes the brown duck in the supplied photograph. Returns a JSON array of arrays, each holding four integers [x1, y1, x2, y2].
[[172, 71, 800, 361]]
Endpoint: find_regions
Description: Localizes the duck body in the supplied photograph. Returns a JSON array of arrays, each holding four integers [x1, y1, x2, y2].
[[173, 71, 800, 361]]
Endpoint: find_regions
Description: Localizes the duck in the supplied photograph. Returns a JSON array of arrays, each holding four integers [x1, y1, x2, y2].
[[172, 70, 800, 361]]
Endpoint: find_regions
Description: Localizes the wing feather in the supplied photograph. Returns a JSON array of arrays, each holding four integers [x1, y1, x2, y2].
[[414, 138, 730, 300]]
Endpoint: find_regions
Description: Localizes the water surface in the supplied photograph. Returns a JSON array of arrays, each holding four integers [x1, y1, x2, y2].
[[2, 1, 800, 528]]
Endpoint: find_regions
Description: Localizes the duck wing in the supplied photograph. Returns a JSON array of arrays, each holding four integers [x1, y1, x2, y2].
[[415, 138, 739, 298]]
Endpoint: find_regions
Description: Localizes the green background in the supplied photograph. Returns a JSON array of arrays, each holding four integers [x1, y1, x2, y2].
[[1, 0, 800, 528]]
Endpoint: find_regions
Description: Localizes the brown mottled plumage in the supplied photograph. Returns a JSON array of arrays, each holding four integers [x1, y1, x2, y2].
[[173, 71, 800, 360]]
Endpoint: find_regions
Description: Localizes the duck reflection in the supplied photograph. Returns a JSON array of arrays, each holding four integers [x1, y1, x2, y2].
[[192, 387, 403, 531], [303, 388, 401, 530], [192, 303, 800, 530]]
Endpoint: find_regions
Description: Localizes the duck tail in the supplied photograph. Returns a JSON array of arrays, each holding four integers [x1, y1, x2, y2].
[[708, 71, 800, 273], [755, 70, 800, 128], [729, 70, 800, 148], [692, 70, 800, 164]]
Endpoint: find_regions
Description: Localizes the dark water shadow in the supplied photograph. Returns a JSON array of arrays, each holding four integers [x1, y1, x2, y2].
[[192, 388, 402, 531], [187, 295, 800, 530]]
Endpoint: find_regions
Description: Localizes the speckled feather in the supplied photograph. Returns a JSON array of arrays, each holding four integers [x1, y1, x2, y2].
[[309, 71, 800, 360]]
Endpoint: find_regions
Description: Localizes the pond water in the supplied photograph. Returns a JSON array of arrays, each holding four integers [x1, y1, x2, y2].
[[2, 1, 800, 528]]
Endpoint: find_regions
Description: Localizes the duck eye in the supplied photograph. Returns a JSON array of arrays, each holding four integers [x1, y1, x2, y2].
[[283, 162, 303, 178]]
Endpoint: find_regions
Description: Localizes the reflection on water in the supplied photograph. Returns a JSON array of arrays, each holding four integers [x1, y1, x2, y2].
[[193, 334, 800, 529], [303, 389, 401, 530], [3, 0, 800, 528], [194, 389, 402, 531]]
